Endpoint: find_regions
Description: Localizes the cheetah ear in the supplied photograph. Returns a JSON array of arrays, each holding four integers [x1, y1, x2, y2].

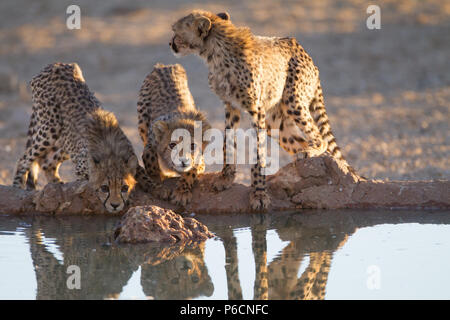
[[195, 16, 212, 39], [152, 120, 168, 141], [71, 63, 85, 82], [217, 12, 230, 21]]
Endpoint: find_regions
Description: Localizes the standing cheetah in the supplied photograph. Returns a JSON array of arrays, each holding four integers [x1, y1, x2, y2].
[[137, 63, 211, 206], [170, 10, 353, 210], [13, 63, 159, 212]]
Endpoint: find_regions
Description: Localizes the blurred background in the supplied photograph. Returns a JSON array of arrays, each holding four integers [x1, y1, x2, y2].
[[0, 0, 448, 186]]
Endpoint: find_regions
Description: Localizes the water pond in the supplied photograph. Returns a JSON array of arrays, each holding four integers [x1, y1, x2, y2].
[[1, 209, 449, 299]]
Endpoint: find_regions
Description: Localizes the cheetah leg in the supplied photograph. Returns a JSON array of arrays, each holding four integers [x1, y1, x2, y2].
[[252, 218, 269, 299], [212, 103, 240, 192], [309, 253, 332, 300], [292, 252, 331, 300], [25, 161, 40, 190], [171, 160, 204, 206], [73, 150, 89, 181], [40, 148, 68, 184], [142, 142, 162, 179], [13, 135, 46, 190], [283, 95, 327, 159], [219, 228, 243, 300], [275, 115, 316, 157], [249, 107, 271, 211], [28, 146, 66, 188], [135, 165, 171, 200], [141, 142, 171, 200], [267, 241, 304, 299], [15, 147, 60, 190], [138, 117, 149, 147]]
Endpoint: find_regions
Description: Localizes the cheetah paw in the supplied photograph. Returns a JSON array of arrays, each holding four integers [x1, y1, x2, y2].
[[153, 184, 172, 201], [171, 188, 192, 207], [212, 173, 235, 192], [250, 190, 271, 211]]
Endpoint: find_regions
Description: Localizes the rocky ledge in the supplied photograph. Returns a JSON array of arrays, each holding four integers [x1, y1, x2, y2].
[[113, 205, 213, 244], [0, 154, 448, 215]]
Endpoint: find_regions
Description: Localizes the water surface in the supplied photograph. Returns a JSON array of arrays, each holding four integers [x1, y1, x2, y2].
[[1, 210, 449, 300]]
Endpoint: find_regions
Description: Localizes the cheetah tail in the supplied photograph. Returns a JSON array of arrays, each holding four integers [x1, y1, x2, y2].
[[310, 84, 359, 176]]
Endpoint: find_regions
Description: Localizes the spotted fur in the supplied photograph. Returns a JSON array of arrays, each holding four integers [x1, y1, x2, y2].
[[12, 63, 158, 212], [137, 63, 211, 206], [170, 10, 352, 210]]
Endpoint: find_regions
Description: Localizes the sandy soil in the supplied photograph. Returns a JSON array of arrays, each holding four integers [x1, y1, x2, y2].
[[0, 0, 448, 187]]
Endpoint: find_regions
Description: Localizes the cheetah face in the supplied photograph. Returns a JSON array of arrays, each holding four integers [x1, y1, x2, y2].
[[95, 176, 134, 213], [173, 254, 202, 284], [170, 12, 212, 57], [152, 120, 206, 175], [90, 156, 138, 213]]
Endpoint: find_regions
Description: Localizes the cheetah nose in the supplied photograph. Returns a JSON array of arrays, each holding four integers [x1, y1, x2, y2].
[[181, 261, 192, 271], [110, 203, 120, 210], [181, 157, 191, 167]]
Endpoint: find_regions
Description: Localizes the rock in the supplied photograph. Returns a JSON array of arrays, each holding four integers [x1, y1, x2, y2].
[[114, 205, 214, 244], [1, 155, 449, 215], [32, 181, 105, 214]]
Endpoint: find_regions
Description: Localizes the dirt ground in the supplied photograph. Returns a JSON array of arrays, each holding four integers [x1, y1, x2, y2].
[[0, 0, 448, 187]]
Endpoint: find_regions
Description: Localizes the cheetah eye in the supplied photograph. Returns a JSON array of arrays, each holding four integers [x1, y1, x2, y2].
[[169, 142, 177, 150], [121, 185, 129, 193], [100, 185, 109, 193]]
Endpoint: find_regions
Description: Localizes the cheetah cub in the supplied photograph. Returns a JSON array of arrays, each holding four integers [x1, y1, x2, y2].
[[170, 10, 353, 210], [137, 63, 210, 206], [13, 63, 159, 213]]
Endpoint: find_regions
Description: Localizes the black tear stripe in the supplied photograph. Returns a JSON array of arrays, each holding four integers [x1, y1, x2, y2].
[[103, 192, 110, 208], [120, 192, 126, 206]]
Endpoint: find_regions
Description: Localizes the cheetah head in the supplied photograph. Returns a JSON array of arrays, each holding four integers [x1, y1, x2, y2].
[[86, 109, 138, 213], [140, 244, 213, 299], [151, 117, 210, 175], [89, 154, 138, 213], [170, 10, 230, 57]]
